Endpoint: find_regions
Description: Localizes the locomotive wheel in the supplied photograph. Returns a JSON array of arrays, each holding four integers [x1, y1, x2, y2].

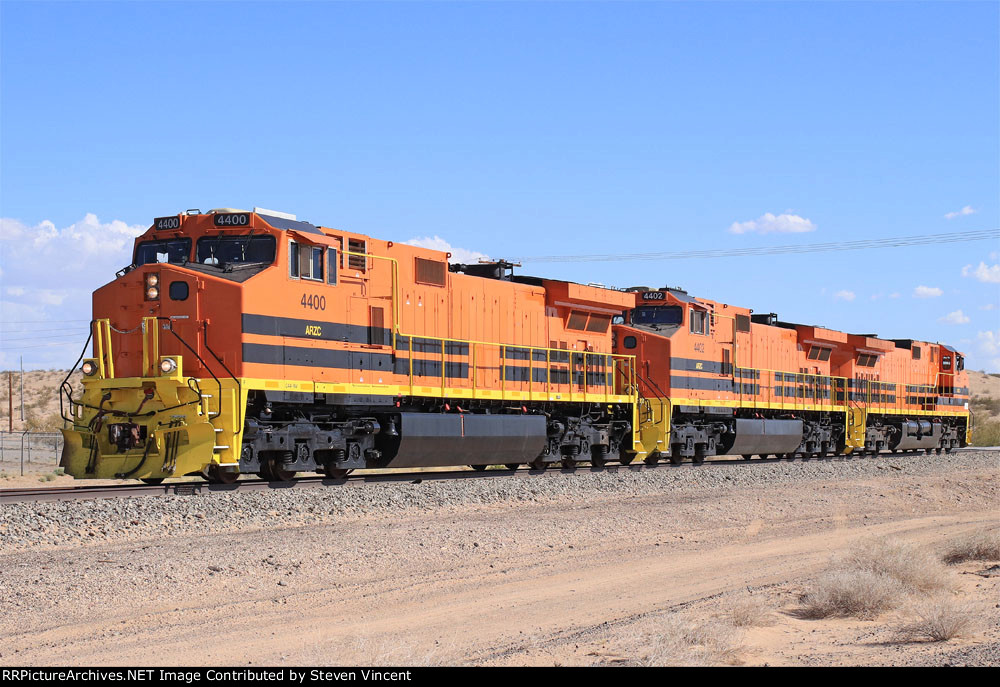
[[529, 459, 548, 471], [758, 454, 770, 460], [589, 446, 609, 468], [645, 452, 661, 466], [504, 463, 520, 471], [470, 464, 489, 472], [668, 450, 683, 466], [262, 454, 295, 482], [140, 477, 164, 485], [560, 457, 578, 469], [945, 446, 954, 454], [741, 454, 753, 461], [935, 447, 943, 455], [206, 466, 239, 485], [324, 464, 353, 479], [619, 453, 635, 466]]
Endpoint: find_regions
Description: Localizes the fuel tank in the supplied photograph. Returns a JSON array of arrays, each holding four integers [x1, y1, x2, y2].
[[889, 420, 940, 451], [377, 412, 547, 468], [719, 418, 804, 457]]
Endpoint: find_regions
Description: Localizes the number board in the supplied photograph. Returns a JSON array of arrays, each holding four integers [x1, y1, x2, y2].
[[214, 213, 251, 227], [154, 216, 181, 231], [642, 291, 665, 300]]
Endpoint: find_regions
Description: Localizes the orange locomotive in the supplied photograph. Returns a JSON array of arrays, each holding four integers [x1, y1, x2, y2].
[[60, 207, 971, 482], [61, 208, 638, 483], [614, 288, 970, 464]]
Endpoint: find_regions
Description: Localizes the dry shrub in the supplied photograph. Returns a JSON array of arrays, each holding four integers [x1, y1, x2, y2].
[[798, 569, 907, 619], [943, 529, 1000, 565], [798, 537, 955, 619], [844, 537, 951, 593], [302, 633, 452, 666], [895, 598, 983, 642], [970, 418, 1000, 446], [634, 614, 743, 666], [727, 593, 774, 627], [348, 635, 448, 666]]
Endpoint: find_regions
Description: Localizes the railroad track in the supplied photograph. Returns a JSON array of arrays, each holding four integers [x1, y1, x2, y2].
[[3, 446, 995, 504]]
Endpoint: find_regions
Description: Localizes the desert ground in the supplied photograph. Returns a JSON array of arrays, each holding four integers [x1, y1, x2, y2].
[[1, 370, 998, 666], [1, 451, 998, 667]]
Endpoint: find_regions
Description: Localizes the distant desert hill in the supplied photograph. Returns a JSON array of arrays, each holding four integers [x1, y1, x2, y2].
[[0, 369, 82, 432]]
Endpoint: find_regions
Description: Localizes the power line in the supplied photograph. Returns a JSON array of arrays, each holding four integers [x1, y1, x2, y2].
[[0, 319, 91, 324], [510, 228, 1000, 263], [0, 332, 90, 343], [0, 341, 84, 351], [0, 327, 90, 336]]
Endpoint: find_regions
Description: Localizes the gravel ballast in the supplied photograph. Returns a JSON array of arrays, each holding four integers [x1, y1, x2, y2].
[[1, 450, 997, 553]]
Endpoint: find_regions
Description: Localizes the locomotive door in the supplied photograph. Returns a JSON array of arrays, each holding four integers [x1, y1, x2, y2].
[[733, 314, 753, 407], [349, 296, 377, 385]]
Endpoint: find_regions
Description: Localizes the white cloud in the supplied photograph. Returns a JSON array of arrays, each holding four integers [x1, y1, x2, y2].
[[944, 205, 976, 219], [833, 290, 856, 302], [728, 212, 816, 235], [913, 285, 943, 298], [976, 330, 1000, 370], [978, 330, 1000, 356], [0, 213, 146, 369], [403, 236, 488, 264], [961, 261, 1000, 284], [981, 303, 997, 311], [888, 292, 900, 299], [939, 309, 970, 325]]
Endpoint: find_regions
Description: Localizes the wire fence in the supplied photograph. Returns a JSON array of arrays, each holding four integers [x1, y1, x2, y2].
[[0, 431, 64, 476]]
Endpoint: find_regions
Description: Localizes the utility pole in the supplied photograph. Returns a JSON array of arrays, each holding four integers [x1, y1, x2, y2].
[[7, 371, 11, 432], [20, 356, 24, 423]]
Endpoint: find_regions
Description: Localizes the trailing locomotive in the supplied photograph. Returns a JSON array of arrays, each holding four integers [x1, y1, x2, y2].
[[59, 208, 971, 483], [615, 288, 970, 465]]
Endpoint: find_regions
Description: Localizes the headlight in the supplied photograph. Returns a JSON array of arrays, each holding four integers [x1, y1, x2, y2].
[[160, 358, 177, 374], [145, 273, 160, 300], [81, 360, 97, 376]]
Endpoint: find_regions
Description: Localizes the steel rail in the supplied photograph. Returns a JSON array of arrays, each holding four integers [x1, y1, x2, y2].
[[2, 446, 995, 504]]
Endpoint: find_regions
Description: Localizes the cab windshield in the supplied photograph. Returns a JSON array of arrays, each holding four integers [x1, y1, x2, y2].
[[135, 239, 192, 265], [196, 235, 276, 267], [631, 306, 683, 326]]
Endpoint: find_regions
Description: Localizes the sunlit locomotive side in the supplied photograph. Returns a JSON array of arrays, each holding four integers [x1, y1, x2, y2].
[[614, 288, 971, 463], [60, 209, 639, 483]]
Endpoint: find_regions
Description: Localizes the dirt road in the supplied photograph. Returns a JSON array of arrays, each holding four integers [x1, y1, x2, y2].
[[1, 453, 997, 666]]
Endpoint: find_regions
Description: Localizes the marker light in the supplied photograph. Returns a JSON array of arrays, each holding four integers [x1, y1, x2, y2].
[[160, 358, 177, 374], [81, 361, 97, 376]]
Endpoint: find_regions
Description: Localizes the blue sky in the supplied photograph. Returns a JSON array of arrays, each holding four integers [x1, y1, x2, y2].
[[1, 1, 998, 370]]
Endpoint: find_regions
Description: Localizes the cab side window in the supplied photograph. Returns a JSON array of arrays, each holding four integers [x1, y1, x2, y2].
[[689, 309, 708, 335], [327, 248, 338, 284], [289, 240, 323, 281]]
